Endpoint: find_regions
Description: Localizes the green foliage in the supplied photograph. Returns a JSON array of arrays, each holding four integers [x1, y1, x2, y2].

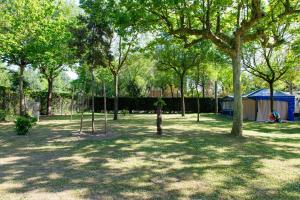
[[120, 53, 154, 96], [70, 14, 113, 69], [0, 109, 6, 121], [24, 68, 47, 92], [126, 79, 142, 97], [243, 42, 296, 87], [0, 64, 11, 88], [153, 37, 200, 77], [154, 97, 166, 108], [121, 109, 129, 116], [29, 1, 76, 85], [0, 0, 60, 66], [15, 115, 37, 135]]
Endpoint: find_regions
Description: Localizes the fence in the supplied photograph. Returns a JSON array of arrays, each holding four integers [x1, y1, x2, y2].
[[0, 87, 75, 116], [0, 85, 221, 115], [93, 97, 222, 113]]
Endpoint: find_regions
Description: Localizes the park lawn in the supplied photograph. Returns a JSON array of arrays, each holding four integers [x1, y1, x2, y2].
[[0, 114, 299, 200]]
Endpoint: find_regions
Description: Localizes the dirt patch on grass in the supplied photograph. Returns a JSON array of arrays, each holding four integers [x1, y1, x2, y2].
[[71, 131, 119, 140]]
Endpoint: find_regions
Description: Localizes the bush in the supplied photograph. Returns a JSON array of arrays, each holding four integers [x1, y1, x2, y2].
[[0, 109, 6, 121], [15, 115, 37, 135]]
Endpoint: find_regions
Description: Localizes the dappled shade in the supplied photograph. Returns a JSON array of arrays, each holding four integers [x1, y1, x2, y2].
[[0, 114, 300, 199]]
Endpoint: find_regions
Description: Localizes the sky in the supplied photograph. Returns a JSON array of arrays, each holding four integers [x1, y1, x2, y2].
[[66, 70, 78, 80]]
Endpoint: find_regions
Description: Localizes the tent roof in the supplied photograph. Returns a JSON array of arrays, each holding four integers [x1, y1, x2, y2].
[[244, 88, 294, 98], [222, 88, 294, 100]]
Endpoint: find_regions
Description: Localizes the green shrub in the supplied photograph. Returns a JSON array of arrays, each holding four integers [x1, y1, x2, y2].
[[0, 109, 6, 121], [121, 109, 129, 116], [15, 115, 37, 135]]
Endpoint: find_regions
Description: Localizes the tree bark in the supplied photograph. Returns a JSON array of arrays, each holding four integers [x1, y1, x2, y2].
[[103, 81, 107, 134], [113, 73, 119, 120], [231, 42, 243, 137], [288, 82, 293, 95], [60, 96, 63, 116], [70, 87, 74, 121], [80, 112, 84, 134], [156, 106, 162, 135], [180, 75, 185, 117], [269, 82, 274, 113], [215, 81, 218, 114], [47, 78, 54, 116], [197, 89, 200, 122], [202, 79, 205, 98], [91, 69, 95, 134], [170, 84, 174, 98], [19, 64, 25, 116], [1, 89, 6, 110]]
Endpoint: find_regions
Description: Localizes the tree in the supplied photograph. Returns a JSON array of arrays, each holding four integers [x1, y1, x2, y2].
[[153, 38, 199, 116], [70, 15, 113, 133], [31, 2, 75, 116], [152, 70, 176, 97], [79, 0, 138, 121], [283, 67, 300, 94], [109, 35, 136, 120], [72, 65, 91, 133], [123, 0, 300, 136], [283, 33, 300, 94], [120, 53, 154, 97], [0, 64, 11, 88], [243, 43, 298, 112], [0, 0, 59, 115]]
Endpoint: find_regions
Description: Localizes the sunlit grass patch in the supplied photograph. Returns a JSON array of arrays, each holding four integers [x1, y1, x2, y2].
[[0, 113, 299, 199]]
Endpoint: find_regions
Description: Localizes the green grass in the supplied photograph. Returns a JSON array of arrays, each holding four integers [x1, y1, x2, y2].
[[0, 113, 299, 200]]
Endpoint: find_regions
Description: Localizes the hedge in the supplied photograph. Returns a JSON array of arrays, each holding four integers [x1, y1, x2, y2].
[[93, 97, 222, 113]]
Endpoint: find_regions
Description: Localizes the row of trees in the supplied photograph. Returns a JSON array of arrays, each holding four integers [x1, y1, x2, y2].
[[0, 0, 75, 116], [1, 0, 299, 136]]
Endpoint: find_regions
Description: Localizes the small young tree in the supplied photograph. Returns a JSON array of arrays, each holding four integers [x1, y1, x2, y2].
[[79, 0, 138, 121], [70, 15, 113, 134], [109, 35, 136, 120], [154, 98, 166, 135]]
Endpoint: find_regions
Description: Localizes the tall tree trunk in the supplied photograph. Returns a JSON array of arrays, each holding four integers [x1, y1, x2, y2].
[[79, 105, 84, 134], [170, 84, 174, 98], [60, 96, 63, 116], [231, 43, 243, 137], [202, 79, 205, 98], [1, 89, 6, 110], [79, 78, 87, 134], [91, 69, 95, 134], [19, 64, 25, 116], [79, 94, 85, 134], [215, 81, 218, 114], [47, 78, 54, 116], [269, 82, 274, 113], [70, 87, 74, 121], [288, 82, 293, 95], [103, 81, 107, 134], [113, 73, 119, 120], [180, 76, 185, 117], [156, 106, 162, 135], [197, 88, 200, 122]]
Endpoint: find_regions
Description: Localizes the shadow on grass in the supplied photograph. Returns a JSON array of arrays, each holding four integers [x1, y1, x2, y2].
[[0, 114, 299, 199]]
